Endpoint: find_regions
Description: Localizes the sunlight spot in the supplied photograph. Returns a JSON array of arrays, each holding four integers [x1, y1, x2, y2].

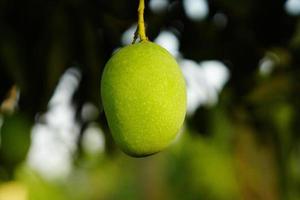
[[149, 0, 169, 13], [180, 59, 229, 115], [285, 0, 300, 15], [180, 59, 207, 114], [121, 24, 137, 45], [27, 68, 81, 180], [183, 0, 209, 21], [81, 102, 99, 122], [82, 123, 105, 155], [259, 57, 274, 76], [201, 61, 230, 92], [28, 125, 74, 179], [155, 31, 180, 57], [49, 68, 81, 106], [258, 51, 280, 76]]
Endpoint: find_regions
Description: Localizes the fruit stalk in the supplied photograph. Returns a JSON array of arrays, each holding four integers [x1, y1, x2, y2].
[[133, 0, 148, 43]]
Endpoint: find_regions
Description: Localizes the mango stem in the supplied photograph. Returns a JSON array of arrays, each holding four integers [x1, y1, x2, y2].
[[133, 0, 148, 43]]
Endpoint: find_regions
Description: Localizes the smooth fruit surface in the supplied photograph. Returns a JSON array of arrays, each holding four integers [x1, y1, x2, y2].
[[101, 41, 186, 157]]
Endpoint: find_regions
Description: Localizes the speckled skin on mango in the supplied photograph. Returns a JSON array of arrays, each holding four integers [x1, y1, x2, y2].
[[101, 41, 186, 157]]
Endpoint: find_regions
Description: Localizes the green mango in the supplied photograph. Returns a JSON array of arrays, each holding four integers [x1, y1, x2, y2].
[[101, 41, 186, 157], [0, 114, 31, 166]]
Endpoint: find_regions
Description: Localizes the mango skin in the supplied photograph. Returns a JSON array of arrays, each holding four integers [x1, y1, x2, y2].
[[101, 41, 186, 157]]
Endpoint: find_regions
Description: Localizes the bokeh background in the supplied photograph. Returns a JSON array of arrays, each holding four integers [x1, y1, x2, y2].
[[1, 0, 300, 199]]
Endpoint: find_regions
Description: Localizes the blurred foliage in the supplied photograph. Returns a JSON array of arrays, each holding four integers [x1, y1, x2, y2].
[[0, 114, 31, 178], [0, 0, 300, 199]]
